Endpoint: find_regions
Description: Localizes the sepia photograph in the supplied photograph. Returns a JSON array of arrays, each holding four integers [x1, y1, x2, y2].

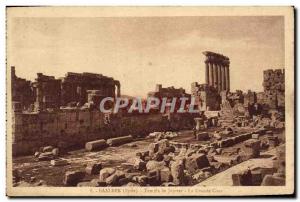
[[6, 6, 294, 196]]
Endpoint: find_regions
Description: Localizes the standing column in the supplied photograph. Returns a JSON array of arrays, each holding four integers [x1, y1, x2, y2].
[[213, 63, 218, 89], [205, 62, 209, 85], [221, 65, 226, 91], [209, 62, 214, 86], [225, 65, 230, 92], [217, 64, 222, 92]]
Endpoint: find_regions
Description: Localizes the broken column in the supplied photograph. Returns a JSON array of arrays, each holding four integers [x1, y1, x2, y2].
[[106, 135, 133, 146], [85, 139, 108, 151]]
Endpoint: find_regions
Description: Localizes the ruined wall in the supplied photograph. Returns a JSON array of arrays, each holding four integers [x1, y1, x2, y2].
[[243, 90, 257, 107], [12, 110, 193, 156], [191, 82, 221, 111], [262, 69, 285, 109], [32, 73, 62, 111], [11, 66, 34, 110], [61, 72, 120, 106]]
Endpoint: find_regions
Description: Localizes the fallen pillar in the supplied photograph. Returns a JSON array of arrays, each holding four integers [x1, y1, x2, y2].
[[106, 135, 133, 147], [85, 139, 107, 151]]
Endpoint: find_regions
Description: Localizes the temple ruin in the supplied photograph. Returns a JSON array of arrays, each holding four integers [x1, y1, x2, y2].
[[203, 51, 230, 93], [11, 54, 286, 188]]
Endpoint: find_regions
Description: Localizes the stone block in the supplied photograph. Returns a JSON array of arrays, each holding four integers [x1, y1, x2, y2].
[[163, 146, 176, 154], [152, 152, 164, 161], [261, 175, 285, 186], [52, 148, 59, 156], [268, 136, 279, 147], [244, 139, 261, 158], [90, 179, 107, 187], [99, 168, 116, 182], [147, 169, 161, 186], [160, 167, 172, 182], [157, 139, 170, 154], [34, 151, 40, 158], [128, 157, 146, 171], [252, 133, 260, 139], [170, 160, 184, 185], [118, 177, 130, 186], [42, 146, 54, 153], [148, 143, 159, 155], [218, 138, 234, 148], [195, 132, 209, 141], [146, 160, 165, 171], [38, 152, 54, 161], [50, 159, 68, 166], [63, 171, 85, 186], [105, 170, 125, 186], [85, 163, 102, 175], [132, 175, 147, 186]]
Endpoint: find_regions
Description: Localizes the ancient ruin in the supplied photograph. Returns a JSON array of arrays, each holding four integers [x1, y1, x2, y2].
[[11, 51, 286, 188]]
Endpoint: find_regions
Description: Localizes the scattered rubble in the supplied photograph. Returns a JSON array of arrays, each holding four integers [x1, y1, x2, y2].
[[148, 131, 178, 140], [14, 120, 285, 187]]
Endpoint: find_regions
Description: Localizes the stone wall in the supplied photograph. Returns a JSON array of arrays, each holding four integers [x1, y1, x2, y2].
[[32, 73, 62, 111], [262, 69, 285, 109], [12, 109, 193, 156]]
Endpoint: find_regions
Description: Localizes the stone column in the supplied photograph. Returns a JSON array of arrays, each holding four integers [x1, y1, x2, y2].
[[213, 63, 218, 89], [221, 65, 225, 91], [225, 65, 230, 92], [217, 64, 222, 92], [205, 62, 209, 85], [35, 84, 43, 111], [209, 62, 214, 86]]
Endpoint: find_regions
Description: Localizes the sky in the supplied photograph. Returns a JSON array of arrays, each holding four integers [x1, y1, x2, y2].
[[8, 16, 284, 97]]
